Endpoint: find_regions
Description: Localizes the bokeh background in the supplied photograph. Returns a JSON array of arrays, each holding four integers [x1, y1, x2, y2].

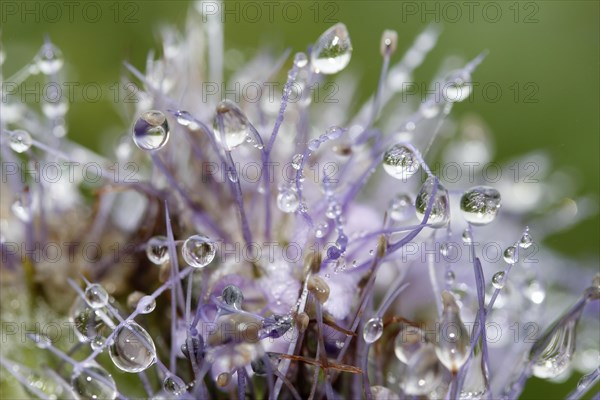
[[2, 1, 598, 398]]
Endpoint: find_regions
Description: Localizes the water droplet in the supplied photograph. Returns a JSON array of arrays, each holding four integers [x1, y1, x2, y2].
[[9, 130, 32, 153], [440, 242, 450, 257], [530, 319, 577, 379], [136, 296, 156, 314], [214, 99, 248, 150], [462, 229, 472, 244], [403, 344, 442, 395], [326, 125, 344, 140], [459, 349, 487, 399], [227, 168, 238, 182], [11, 198, 30, 222], [420, 101, 441, 119], [71, 364, 117, 400], [415, 177, 449, 227], [146, 235, 169, 265], [222, 285, 244, 309], [325, 203, 341, 219], [394, 326, 426, 363], [460, 186, 502, 225], [277, 189, 299, 213], [380, 29, 398, 56], [85, 284, 109, 309], [576, 368, 599, 390], [363, 317, 384, 344], [388, 194, 413, 222], [519, 231, 533, 249], [445, 270, 455, 285], [217, 372, 231, 387], [132, 110, 170, 151], [503, 246, 518, 264], [32, 333, 51, 349], [42, 100, 69, 119], [109, 321, 156, 373], [315, 222, 328, 238], [443, 70, 472, 103], [36, 43, 63, 75], [294, 52, 308, 68], [307, 275, 330, 304], [435, 291, 470, 373], [163, 375, 186, 396], [24, 368, 76, 399], [526, 280, 546, 304], [291, 153, 303, 170], [311, 23, 352, 74], [90, 336, 105, 351], [308, 139, 320, 151], [173, 110, 200, 130], [492, 271, 506, 289], [182, 235, 216, 269], [69, 298, 112, 343], [382, 144, 420, 180]]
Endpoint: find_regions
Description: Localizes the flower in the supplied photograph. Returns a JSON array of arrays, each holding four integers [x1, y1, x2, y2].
[[1, 2, 598, 399]]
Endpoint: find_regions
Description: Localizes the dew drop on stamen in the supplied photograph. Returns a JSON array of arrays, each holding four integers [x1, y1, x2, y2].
[[363, 317, 384, 344], [492, 271, 506, 289], [420, 101, 441, 119], [90, 336, 105, 351], [460, 186, 501, 225], [36, 43, 64, 75], [71, 364, 117, 400], [525, 280, 546, 304], [222, 285, 244, 309], [389, 194, 413, 222], [440, 242, 450, 257], [402, 344, 442, 395], [214, 99, 249, 151], [294, 52, 308, 68], [503, 246, 518, 264], [435, 291, 470, 373], [132, 110, 170, 151], [415, 177, 449, 227], [311, 23, 352, 75], [445, 270, 455, 286], [394, 326, 426, 363], [85, 284, 109, 309], [519, 230, 533, 249], [315, 222, 328, 238], [277, 189, 299, 213], [326, 125, 344, 140], [69, 298, 112, 343], [136, 296, 156, 314], [32, 333, 51, 349], [462, 229, 472, 244], [182, 234, 216, 269], [108, 322, 156, 373], [291, 153, 303, 170], [217, 372, 231, 387], [163, 375, 186, 396], [530, 318, 577, 379], [443, 70, 472, 103], [9, 129, 32, 153], [11, 198, 30, 222], [380, 29, 398, 57], [146, 235, 169, 265], [382, 144, 420, 180]]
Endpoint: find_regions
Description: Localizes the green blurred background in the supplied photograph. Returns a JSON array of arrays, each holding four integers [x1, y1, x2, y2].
[[2, 1, 598, 398]]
